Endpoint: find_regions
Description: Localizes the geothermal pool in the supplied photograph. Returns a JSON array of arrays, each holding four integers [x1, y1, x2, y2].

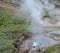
[[20, 0, 57, 48], [24, 34, 56, 49]]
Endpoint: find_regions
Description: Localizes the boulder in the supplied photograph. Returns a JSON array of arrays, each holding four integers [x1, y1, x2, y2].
[[29, 47, 39, 53], [40, 45, 47, 52]]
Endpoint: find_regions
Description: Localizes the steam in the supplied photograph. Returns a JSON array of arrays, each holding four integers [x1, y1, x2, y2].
[[21, 0, 44, 23], [20, 0, 45, 34], [19, 0, 56, 47]]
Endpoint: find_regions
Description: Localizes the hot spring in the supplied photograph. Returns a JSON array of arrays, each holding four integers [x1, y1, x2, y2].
[[19, 0, 56, 48]]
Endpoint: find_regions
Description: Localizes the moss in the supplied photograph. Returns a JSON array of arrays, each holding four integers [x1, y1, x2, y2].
[[44, 44, 60, 53], [0, 7, 29, 53]]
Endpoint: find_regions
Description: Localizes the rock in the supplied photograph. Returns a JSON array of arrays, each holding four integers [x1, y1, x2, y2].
[[1, 0, 20, 6], [54, 36, 60, 41], [49, 31, 60, 40], [28, 47, 39, 53], [50, 31, 60, 36], [20, 45, 30, 53], [1, 0, 11, 3], [40, 45, 47, 52], [22, 32, 32, 39], [39, 52, 42, 53]]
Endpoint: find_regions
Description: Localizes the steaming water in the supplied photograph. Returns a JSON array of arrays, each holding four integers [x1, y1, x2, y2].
[[22, 0, 44, 22], [20, 0, 56, 47]]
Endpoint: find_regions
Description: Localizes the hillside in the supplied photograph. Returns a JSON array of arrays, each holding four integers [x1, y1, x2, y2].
[[0, 0, 60, 53]]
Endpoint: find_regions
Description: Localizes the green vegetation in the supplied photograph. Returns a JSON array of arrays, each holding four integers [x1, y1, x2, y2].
[[0, 7, 29, 53], [44, 44, 60, 53]]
